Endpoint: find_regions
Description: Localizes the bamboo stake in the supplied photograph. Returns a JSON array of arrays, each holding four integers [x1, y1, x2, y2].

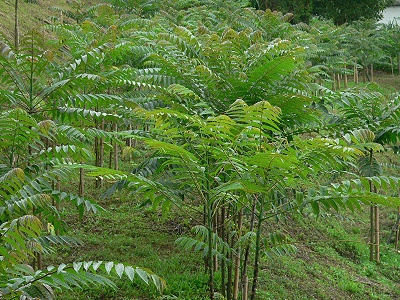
[[369, 177, 374, 262], [370, 204, 374, 261], [373, 186, 379, 263], [375, 205, 380, 263]]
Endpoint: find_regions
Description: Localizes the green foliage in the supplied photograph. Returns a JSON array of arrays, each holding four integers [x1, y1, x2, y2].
[[253, 0, 393, 24], [0, 24, 165, 299], [1, 0, 400, 299], [1, 259, 165, 299]]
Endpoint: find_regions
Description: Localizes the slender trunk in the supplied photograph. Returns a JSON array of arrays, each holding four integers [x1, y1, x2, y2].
[[56, 180, 60, 204], [56, 179, 61, 235], [95, 136, 99, 167], [36, 252, 42, 270], [14, 0, 19, 51], [32, 256, 36, 271], [203, 205, 208, 273], [227, 232, 233, 300], [233, 209, 242, 300], [250, 198, 263, 300], [396, 206, 400, 251], [94, 119, 99, 167], [373, 186, 379, 263], [207, 206, 214, 300], [127, 123, 132, 162], [213, 210, 218, 272], [344, 67, 348, 89], [42, 17, 45, 44], [390, 57, 394, 75], [242, 197, 257, 292], [221, 207, 226, 297], [336, 73, 341, 90], [79, 163, 84, 197], [113, 123, 119, 170], [35, 209, 43, 270], [374, 205, 380, 262], [94, 133, 100, 183], [205, 157, 214, 300], [369, 176, 374, 262], [242, 275, 248, 300], [356, 69, 359, 83], [370, 204, 374, 261], [100, 119, 105, 167], [96, 119, 105, 188], [331, 73, 335, 91], [109, 140, 113, 169], [370, 63, 374, 82], [354, 60, 359, 84], [226, 203, 233, 300]]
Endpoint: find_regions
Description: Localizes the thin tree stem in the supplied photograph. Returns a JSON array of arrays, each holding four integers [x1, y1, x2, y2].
[[250, 197, 263, 300], [14, 0, 19, 51]]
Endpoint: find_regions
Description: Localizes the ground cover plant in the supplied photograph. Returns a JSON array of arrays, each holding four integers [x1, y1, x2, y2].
[[0, 0, 400, 299]]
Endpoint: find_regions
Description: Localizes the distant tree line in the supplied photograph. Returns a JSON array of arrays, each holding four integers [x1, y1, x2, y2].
[[250, 0, 395, 24]]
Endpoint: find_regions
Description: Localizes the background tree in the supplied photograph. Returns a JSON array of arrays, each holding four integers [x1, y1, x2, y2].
[[380, 21, 400, 75], [253, 0, 395, 24]]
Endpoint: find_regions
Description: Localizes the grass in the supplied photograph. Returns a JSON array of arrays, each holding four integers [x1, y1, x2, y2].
[[256, 211, 400, 300], [1, 0, 59, 40], [45, 185, 210, 300], [373, 72, 400, 92], [42, 175, 400, 300], [0, 0, 95, 42]]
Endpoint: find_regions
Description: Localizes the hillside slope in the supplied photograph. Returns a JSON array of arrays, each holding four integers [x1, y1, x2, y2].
[[47, 189, 400, 300], [0, 0, 94, 41]]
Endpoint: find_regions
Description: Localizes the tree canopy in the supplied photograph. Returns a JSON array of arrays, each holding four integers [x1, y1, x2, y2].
[[252, 0, 395, 24]]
